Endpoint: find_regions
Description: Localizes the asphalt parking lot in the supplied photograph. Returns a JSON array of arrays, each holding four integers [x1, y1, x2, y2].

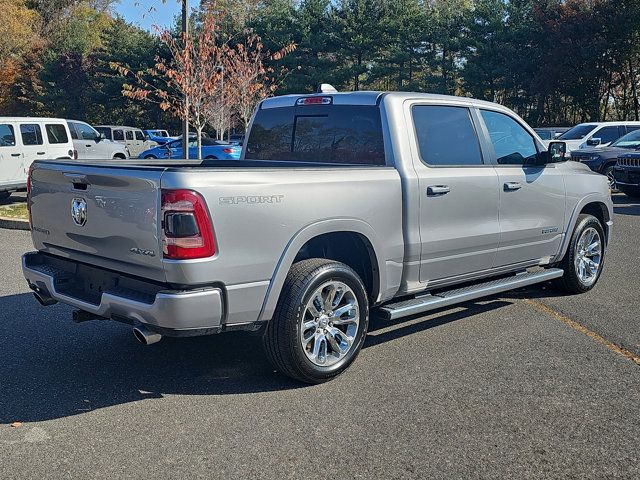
[[0, 194, 638, 479]]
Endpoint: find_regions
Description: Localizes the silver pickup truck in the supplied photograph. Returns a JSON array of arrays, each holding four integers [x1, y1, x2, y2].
[[22, 91, 613, 383]]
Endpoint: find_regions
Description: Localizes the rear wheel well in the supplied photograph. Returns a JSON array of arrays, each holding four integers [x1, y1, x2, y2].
[[293, 232, 379, 302], [113, 153, 126, 159], [580, 202, 610, 243]]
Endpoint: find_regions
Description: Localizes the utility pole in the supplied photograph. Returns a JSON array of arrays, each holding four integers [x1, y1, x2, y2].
[[181, 0, 189, 159]]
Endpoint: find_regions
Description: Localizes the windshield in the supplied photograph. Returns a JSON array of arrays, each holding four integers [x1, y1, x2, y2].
[[535, 130, 552, 140], [611, 129, 640, 149], [558, 124, 597, 140]]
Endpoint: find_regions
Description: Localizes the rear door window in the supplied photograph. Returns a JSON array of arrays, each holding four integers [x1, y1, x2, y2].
[[412, 105, 484, 166], [0, 124, 16, 147], [113, 129, 124, 141], [20, 124, 43, 145], [125, 130, 134, 141], [46, 124, 69, 144], [246, 104, 385, 165]]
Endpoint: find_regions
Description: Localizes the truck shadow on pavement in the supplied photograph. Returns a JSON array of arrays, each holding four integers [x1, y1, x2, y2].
[[612, 193, 640, 217], [0, 292, 515, 424]]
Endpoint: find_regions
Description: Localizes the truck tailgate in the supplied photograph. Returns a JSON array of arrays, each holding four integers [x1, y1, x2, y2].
[[29, 162, 166, 282]]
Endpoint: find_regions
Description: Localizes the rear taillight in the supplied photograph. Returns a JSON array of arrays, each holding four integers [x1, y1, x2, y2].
[[27, 165, 34, 229], [161, 189, 215, 260], [71, 149, 77, 159], [223, 148, 234, 154]]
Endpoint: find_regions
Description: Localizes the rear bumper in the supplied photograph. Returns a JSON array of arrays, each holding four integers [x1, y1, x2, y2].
[[22, 252, 224, 333]]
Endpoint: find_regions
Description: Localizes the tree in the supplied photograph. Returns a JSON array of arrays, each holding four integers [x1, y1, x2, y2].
[[116, 11, 229, 159], [225, 34, 295, 132]]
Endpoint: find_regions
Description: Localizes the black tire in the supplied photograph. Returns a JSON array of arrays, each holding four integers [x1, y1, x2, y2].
[[204, 156, 218, 160], [262, 258, 370, 384], [0, 191, 10, 201], [144, 155, 157, 159], [554, 214, 606, 294]]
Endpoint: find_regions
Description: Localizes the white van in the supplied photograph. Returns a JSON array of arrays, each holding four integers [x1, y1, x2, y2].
[[0, 117, 74, 199], [95, 125, 157, 158]]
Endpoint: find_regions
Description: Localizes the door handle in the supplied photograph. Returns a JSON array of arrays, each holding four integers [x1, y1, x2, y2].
[[37, 151, 46, 155], [504, 181, 522, 191], [427, 185, 450, 196], [11, 153, 21, 157], [85, 144, 92, 148]]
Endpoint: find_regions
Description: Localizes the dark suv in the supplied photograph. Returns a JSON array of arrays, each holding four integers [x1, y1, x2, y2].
[[571, 128, 640, 187]]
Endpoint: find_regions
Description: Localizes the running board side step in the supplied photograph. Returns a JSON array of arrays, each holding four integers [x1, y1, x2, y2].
[[380, 269, 564, 320]]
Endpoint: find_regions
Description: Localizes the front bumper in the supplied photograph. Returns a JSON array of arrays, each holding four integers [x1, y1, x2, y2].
[[22, 252, 223, 334], [613, 166, 640, 187]]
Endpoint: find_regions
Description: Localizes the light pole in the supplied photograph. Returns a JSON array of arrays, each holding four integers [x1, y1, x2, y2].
[[181, 0, 189, 159], [214, 65, 224, 141]]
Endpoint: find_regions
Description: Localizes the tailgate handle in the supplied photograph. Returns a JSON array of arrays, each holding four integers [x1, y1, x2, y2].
[[64, 173, 91, 190]]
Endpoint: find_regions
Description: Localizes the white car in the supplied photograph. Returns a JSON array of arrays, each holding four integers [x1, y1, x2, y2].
[[0, 117, 74, 199], [547, 121, 640, 154], [67, 120, 129, 160], [95, 125, 158, 158]]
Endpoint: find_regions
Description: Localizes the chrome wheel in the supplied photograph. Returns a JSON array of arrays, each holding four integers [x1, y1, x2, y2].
[[300, 281, 360, 367], [574, 227, 602, 286]]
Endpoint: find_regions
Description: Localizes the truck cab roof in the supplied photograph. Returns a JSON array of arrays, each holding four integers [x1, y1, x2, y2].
[[260, 91, 512, 113]]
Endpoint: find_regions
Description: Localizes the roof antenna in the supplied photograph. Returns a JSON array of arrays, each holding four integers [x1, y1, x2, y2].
[[316, 83, 338, 93]]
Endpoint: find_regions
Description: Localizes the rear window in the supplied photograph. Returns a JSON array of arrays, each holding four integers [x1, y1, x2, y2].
[[46, 124, 69, 144], [245, 105, 385, 165]]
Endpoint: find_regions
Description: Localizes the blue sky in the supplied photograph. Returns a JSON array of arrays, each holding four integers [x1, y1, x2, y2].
[[117, 0, 200, 31]]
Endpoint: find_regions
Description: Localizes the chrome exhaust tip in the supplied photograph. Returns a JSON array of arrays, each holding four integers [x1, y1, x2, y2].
[[133, 325, 162, 346]]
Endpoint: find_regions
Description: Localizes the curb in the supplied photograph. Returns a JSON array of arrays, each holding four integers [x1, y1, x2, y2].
[[0, 217, 29, 231]]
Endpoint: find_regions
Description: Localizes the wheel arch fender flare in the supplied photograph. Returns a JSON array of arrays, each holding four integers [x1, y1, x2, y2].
[[258, 218, 387, 322], [557, 193, 613, 260]]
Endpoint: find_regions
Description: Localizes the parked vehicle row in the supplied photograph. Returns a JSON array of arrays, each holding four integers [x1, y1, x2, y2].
[[552, 121, 640, 153], [67, 120, 129, 160], [140, 137, 241, 160], [95, 125, 158, 158], [22, 90, 612, 384], [570, 128, 640, 188]]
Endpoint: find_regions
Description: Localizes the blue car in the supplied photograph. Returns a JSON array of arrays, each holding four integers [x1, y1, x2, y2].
[[139, 138, 241, 160], [143, 129, 175, 145]]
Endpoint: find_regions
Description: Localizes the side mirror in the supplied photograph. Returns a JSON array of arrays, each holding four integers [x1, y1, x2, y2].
[[548, 141, 567, 162], [95, 133, 105, 142], [586, 137, 601, 146]]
